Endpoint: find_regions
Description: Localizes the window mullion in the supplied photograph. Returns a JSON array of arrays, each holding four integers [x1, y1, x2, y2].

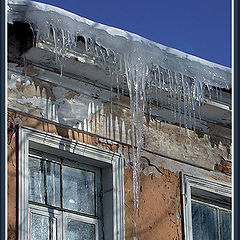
[[60, 159, 64, 240], [61, 211, 64, 240], [60, 159, 63, 209], [43, 160, 47, 204], [217, 209, 221, 240], [94, 172, 97, 217], [52, 163, 55, 206]]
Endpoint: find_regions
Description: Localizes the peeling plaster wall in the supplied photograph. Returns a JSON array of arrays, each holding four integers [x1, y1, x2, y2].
[[7, 107, 231, 240], [7, 26, 232, 240], [8, 63, 232, 172], [124, 168, 182, 240], [7, 111, 186, 240], [142, 120, 231, 171], [7, 116, 18, 240]]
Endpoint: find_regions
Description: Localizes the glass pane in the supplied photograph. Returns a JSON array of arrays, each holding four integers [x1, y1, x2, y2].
[[46, 161, 61, 207], [220, 210, 232, 240], [28, 158, 45, 204], [62, 165, 95, 215], [192, 201, 218, 240], [67, 218, 95, 240], [28, 157, 61, 207], [30, 213, 56, 240]]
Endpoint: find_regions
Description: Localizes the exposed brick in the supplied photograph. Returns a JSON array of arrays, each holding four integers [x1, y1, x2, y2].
[[220, 159, 232, 168], [111, 144, 118, 152], [8, 128, 15, 146], [83, 134, 88, 143], [78, 132, 84, 143], [68, 129, 73, 140], [222, 166, 231, 175], [92, 137, 98, 146], [214, 164, 223, 172], [73, 131, 79, 141], [214, 164, 231, 175]]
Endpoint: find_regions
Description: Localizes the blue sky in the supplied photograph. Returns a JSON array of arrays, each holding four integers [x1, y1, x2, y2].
[[33, 0, 232, 67]]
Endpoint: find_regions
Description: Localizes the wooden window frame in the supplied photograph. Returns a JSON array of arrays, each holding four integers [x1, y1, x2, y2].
[[181, 173, 232, 240], [18, 126, 125, 240]]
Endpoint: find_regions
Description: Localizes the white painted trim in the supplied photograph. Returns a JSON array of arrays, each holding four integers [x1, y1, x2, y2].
[[62, 212, 99, 240], [18, 126, 125, 240], [181, 173, 232, 240], [28, 204, 62, 240]]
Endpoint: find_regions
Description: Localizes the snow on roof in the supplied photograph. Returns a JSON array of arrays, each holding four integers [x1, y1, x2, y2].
[[8, 0, 231, 90]]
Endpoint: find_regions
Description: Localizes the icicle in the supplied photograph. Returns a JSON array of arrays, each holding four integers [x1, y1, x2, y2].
[[87, 102, 92, 132], [181, 74, 187, 132], [23, 54, 27, 76], [220, 88, 223, 101], [206, 83, 211, 100], [116, 73, 120, 103], [153, 69, 159, 110], [51, 26, 58, 64], [165, 70, 170, 108], [173, 72, 178, 122], [191, 84, 196, 131], [84, 36, 88, 52], [169, 71, 174, 115], [109, 66, 113, 115], [146, 66, 152, 118], [94, 45, 99, 57], [100, 49, 106, 67], [216, 87, 219, 101], [61, 30, 65, 50], [35, 29, 40, 48], [29, 23, 36, 47], [158, 67, 163, 110], [59, 63, 63, 84], [186, 81, 192, 130], [176, 73, 180, 128]]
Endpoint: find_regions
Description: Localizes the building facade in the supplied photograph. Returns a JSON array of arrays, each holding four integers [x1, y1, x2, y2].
[[7, 1, 232, 240]]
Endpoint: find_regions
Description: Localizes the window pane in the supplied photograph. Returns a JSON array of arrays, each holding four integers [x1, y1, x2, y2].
[[62, 165, 95, 215], [30, 213, 56, 240], [67, 218, 95, 240], [28, 157, 61, 207], [220, 210, 232, 240], [45, 161, 61, 207], [28, 158, 45, 204], [192, 201, 218, 240]]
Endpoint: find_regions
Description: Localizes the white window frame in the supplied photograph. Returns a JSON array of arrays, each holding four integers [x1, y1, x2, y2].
[[28, 149, 102, 239], [181, 173, 232, 240], [18, 126, 125, 240], [28, 204, 62, 240], [62, 211, 99, 240]]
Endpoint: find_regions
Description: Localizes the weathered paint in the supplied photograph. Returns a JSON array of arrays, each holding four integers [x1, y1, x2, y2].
[[7, 59, 231, 240], [7, 18, 232, 240], [8, 65, 231, 171], [7, 109, 231, 239], [7, 115, 18, 240]]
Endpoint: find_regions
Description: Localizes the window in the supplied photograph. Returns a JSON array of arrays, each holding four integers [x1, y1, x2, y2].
[[28, 150, 101, 239], [181, 174, 232, 240], [19, 127, 125, 240]]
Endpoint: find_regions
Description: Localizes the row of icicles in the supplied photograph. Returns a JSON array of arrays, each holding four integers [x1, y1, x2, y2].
[[31, 25, 223, 239]]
